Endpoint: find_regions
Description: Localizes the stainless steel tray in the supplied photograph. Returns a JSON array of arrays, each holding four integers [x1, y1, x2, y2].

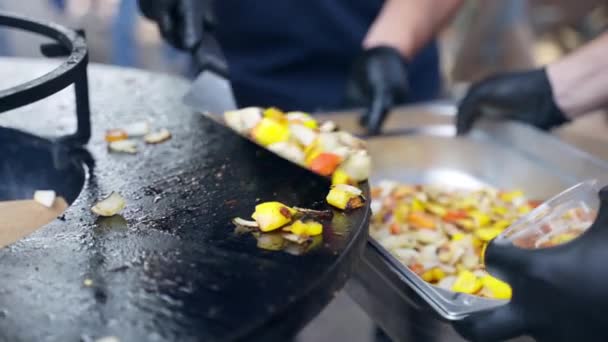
[[344, 115, 608, 338]]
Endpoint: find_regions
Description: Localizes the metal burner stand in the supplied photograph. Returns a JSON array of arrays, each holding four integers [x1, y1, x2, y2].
[[0, 11, 90, 145]]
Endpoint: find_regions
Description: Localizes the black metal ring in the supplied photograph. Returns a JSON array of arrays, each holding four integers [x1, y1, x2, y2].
[[0, 11, 90, 144]]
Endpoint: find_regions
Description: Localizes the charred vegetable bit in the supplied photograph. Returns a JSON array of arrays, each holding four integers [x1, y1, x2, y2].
[[251, 201, 296, 232], [234, 201, 331, 254], [292, 207, 334, 220], [326, 184, 366, 211]]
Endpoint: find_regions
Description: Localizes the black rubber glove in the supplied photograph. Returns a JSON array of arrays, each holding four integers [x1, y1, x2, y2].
[[454, 186, 608, 342], [138, 0, 205, 51], [348, 46, 409, 135], [456, 68, 569, 135]]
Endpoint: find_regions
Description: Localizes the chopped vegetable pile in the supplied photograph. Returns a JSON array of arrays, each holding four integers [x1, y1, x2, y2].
[[370, 181, 540, 299], [233, 201, 332, 255], [223, 107, 371, 184]]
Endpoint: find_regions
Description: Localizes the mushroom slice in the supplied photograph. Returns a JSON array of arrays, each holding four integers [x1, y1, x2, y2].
[[144, 128, 172, 144]]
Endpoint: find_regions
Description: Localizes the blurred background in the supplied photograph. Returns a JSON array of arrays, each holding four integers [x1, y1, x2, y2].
[[1, 0, 607, 94]]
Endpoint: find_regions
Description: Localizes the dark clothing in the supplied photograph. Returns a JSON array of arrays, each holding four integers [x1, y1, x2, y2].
[[213, 1, 440, 111]]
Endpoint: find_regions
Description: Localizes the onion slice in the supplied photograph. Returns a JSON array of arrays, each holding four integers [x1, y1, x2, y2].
[[91, 192, 126, 217], [33, 190, 56, 208], [108, 140, 138, 154], [144, 128, 172, 144], [232, 217, 259, 228]]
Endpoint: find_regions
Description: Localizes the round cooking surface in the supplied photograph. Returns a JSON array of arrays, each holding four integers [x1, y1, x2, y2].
[[0, 58, 370, 341]]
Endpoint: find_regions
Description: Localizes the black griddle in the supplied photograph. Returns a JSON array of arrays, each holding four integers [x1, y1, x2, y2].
[[0, 15, 370, 341]]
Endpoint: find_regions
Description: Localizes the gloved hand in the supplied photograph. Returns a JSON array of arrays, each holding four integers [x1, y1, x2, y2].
[[347, 46, 409, 135], [456, 68, 569, 135], [138, 0, 205, 51], [454, 186, 608, 342]]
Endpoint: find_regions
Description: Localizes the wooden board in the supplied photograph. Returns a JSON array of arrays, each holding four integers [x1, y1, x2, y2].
[[0, 197, 67, 248]]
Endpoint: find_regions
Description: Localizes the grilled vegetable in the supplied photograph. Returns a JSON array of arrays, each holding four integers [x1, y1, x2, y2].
[[452, 270, 482, 294], [309, 153, 342, 176], [108, 140, 138, 154], [286, 220, 323, 237], [326, 184, 365, 210], [251, 118, 290, 146], [480, 275, 512, 299], [251, 201, 296, 232], [91, 192, 126, 217], [224, 107, 262, 133], [144, 128, 172, 144]]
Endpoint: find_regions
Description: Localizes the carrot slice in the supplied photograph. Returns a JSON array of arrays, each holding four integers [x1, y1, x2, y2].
[[309, 153, 342, 176], [408, 212, 436, 230], [390, 223, 401, 235], [443, 210, 468, 223]]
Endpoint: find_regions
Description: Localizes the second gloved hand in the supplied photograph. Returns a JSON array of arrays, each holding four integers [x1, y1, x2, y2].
[[347, 46, 409, 135], [138, 0, 205, 51], [454, 186, 608, 342], [457, 68, 569, 135]]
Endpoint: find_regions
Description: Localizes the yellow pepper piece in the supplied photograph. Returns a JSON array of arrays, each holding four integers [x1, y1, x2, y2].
[[421, 269, 435, 282], [252, 118, 290, 146], [251, 201, 296, 232], [481, 275, 512, 300], [332, 168, 351, 186], [288, 220, 323, 236], [452, 270, 483, 294], [492, 220, 512, 231], [263, 107, 286, 122], [394, 202, 410, 223], [518, 205, 532, 215], [475, 227, 504, 242], [426, 202, 447, 217], [500, 190, 524, 202], [472, 236, 483, 249], [421, 267, 446, 283], [469, 211, 491, 227], [492, 206, 508, 216], [451, 233, 465, 241], [326, 187, 359, 210], [433, 267, 446, 281], [411, 198, 425, 212]]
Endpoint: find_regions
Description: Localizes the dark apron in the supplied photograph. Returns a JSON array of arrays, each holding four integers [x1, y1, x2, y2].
[[213, 1, 440, 112]]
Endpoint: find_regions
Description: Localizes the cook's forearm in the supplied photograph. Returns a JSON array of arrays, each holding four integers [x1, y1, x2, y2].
[[363, 0, 464, 58], [548, 33, 608, 118]]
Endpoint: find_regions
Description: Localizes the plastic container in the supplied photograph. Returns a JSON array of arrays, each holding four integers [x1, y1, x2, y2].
[[494, 179, 600, 250]]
